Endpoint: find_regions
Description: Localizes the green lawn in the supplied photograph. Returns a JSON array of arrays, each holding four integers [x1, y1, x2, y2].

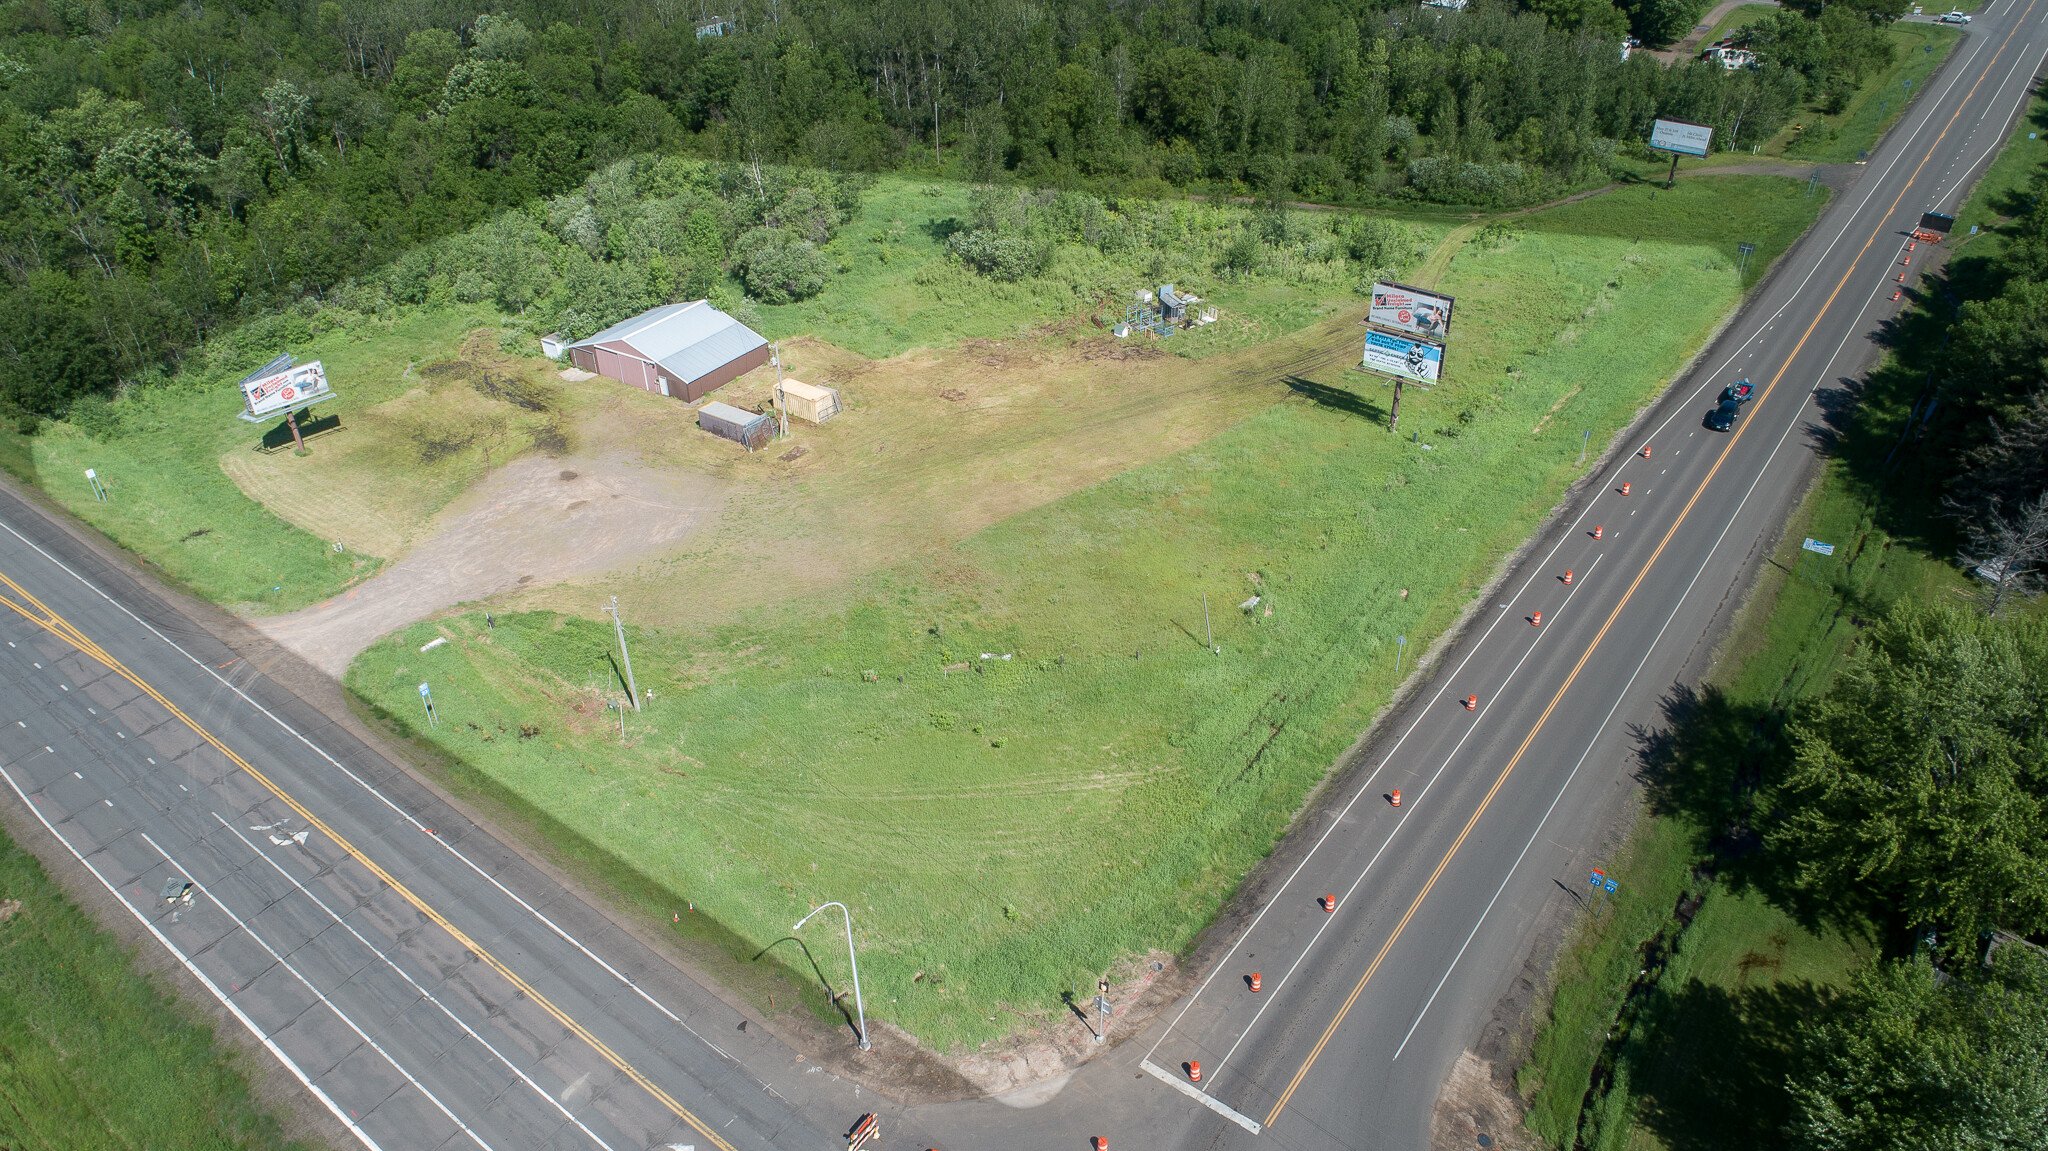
[[0, 306, 506, 613], [0, 824, 326, 1150], [346, 176, 1824, 1051]]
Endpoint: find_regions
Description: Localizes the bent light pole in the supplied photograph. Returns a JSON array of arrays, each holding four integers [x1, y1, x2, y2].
[[794, 901, 870, 1051]]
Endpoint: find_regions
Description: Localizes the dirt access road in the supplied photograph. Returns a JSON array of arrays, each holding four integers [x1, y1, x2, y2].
[[255, 452, 724, 675]]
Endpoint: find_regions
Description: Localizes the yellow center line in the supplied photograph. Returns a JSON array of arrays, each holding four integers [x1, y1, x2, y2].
[[0, 569, 740, 1151], [1262, 13, 2034, 1125]]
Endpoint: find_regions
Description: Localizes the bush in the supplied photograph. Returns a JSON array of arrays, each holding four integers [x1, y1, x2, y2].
[[733, 228, 829, 303], [945, 229, 1047, 281]]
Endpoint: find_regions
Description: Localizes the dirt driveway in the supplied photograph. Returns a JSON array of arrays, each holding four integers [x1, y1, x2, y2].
[[255, 452, 725, 675]]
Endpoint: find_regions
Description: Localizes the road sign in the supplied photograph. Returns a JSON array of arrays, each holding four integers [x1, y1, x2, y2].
[[1589, 869, 1607, 886], [1801, 538, 1835, 555], [1605, 879, 1618, 893]]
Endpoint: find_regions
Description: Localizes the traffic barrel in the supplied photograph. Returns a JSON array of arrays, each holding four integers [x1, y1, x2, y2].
[[1250, 972, 1262, 992], [1531, 610, 1543, 626], [1094, 1139, 1108, 1151], [1908, 240, 1917, 251], [1900, 255, 1910, 265], [1563, 570, 1574, 585], [1896, 272, 1906, 283], [1892, 289, 1902, 301], [1464, 694, 1478, 710], [1188, 1060, 1202, 1082], [1640, 445, 1651, 458], [1593, 525, 1604, 539], [1390, 789, 1402, 808], [1620, 481, 1631, 495], [1322, 894, 1337, 912]]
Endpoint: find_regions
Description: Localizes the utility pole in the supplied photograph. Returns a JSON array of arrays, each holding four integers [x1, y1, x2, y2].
[[772, 342, 789, 438], [605, 596, 641, 711]]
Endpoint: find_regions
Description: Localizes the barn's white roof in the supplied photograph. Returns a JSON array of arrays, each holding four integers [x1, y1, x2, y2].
[[568, 301, 768, 383]]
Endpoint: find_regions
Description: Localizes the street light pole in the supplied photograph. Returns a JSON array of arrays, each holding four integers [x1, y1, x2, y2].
[[794, 901, 870, 1051]]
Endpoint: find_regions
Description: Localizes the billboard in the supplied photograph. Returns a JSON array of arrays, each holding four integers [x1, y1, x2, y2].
[[1368, 282, 1454, 340], [1362, 329, 1443, 384], [242, 360, 331, 418], [1649, 118, 1713, 157]]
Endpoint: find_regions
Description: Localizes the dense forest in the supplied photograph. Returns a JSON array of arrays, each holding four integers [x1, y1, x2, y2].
[[0, 0, 1908, 419]]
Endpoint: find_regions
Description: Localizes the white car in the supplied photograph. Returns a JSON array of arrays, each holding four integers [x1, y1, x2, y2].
[[1939, 10, 1971, 22]]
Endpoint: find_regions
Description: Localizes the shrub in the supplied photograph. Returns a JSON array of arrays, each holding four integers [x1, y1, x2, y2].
[[733, 228, 830, 303], [945, 229, 1047, 281]]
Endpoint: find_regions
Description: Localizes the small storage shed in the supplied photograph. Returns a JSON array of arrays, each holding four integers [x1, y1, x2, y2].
[[540, 332, 569, 359], [775, 379, 842, 425], [698, 400, 773, 451], [566, 301, 771, 403]]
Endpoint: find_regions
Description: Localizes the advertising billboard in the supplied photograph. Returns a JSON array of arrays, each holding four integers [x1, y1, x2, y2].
[[1362, 329, 1443, 384], [242, 360, 332, 418], [1368, 282, 1455, 340], [1649, 118, 1713, 157]]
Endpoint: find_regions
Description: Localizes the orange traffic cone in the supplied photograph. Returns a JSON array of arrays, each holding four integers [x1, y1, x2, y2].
[[1563, 570, 1574, 585], [1531, 611, 1543, 626], [1892, 289, 1902, 301], [1593, 525, 1604, 539], [1641, 445, 1652, 459], [1322, 894, 1337, 912], [1189, 1060, 1202, 1082], [1464, 695, 1477, 710], [1094, 1139, 1108, 1151], [1250, 972, 1262, 992], [1620, 481, 1631, 495], [1896, 272, 1906, 283], [1390, 789, 1402, 808]]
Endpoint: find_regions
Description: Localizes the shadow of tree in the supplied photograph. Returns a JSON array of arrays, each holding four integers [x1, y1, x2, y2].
[[1283, 375, 1386, 424], [1624, 978, 1836, 1151]]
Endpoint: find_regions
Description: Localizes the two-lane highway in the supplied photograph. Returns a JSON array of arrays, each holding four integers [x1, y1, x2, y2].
[[0, 483, 874, 1151]]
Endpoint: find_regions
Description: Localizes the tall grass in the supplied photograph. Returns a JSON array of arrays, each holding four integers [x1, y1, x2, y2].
[[348, 176, 1824, 1051], [0, 825, 324, 1149]]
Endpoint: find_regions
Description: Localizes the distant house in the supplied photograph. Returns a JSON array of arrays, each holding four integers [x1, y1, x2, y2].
[[1703, 45, 1758, 69], [694, 16, 735, 37], [565, 301, 771, 403]]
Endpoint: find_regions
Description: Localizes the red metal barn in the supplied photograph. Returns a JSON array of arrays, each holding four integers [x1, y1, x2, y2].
[[566, 301, 771, 402]]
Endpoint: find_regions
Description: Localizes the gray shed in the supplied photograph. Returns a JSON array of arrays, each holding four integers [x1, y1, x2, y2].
[[698, 400, 773, 451]]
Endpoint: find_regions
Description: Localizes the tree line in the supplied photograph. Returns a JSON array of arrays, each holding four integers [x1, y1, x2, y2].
[[0, 0, 1908, 421]]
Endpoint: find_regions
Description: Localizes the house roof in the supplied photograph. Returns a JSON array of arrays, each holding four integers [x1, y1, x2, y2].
[[568, 301, 768, 384]]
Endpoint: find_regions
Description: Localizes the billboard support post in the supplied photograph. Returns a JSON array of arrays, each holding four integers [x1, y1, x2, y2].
[[285, 409, 308, 454], [1666, 151, 1680, 189], [1389, 378, 1402, 433]]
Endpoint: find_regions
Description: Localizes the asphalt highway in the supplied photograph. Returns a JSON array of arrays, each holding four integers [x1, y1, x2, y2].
[[2, 3, 2044, 1148], [0, 482, 882, 1151]]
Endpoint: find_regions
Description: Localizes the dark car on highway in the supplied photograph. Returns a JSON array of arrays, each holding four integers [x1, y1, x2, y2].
[[1707, 399, 1742, 432]]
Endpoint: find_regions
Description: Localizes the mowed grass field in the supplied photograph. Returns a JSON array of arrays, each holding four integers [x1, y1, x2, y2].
[[346, 176, 1825, 1051], [0, 824, 324, 1149]]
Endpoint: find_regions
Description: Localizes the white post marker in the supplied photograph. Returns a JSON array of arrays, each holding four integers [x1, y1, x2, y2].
[[605, 597, 641, 711], [1395, 635, 1407, 675], [794, 901, 870, 1050], [418, 682, 437, 727], [84, 468, 108, 501]]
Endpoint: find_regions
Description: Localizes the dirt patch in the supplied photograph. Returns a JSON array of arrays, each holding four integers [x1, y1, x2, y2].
[[253, 453, 726, 675], [1433, 1051, 1541, 1151], [951, 952, 1182, 1096], [0, 898, 20, 924]]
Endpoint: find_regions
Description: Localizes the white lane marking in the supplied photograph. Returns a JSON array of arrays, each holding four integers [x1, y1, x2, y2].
[[1392, 261, 1884, 1058], [213, 813, 622, 1151], [0, 763, 385, 1151], [1204, 554, 1608, 1090], [138, 832, 496, 1151], [1140, 1059, 1262, 1134], [0, 519, 745, 1061]]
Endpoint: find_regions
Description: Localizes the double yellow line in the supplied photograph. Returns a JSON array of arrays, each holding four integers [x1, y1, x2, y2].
[[1263, 8, 2037, 1124], [0, 569, 740, 1151]]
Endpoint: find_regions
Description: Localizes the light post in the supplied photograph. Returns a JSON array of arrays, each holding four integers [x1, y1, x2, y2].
[[794, 901, 870, 1051]]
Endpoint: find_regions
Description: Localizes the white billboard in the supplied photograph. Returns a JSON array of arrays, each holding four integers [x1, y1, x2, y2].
[[1362, 329, 1443, 384], [242, 360, 332, 418], [1649, 118, 1713, 157], [1368, 282, 1454, 339]]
